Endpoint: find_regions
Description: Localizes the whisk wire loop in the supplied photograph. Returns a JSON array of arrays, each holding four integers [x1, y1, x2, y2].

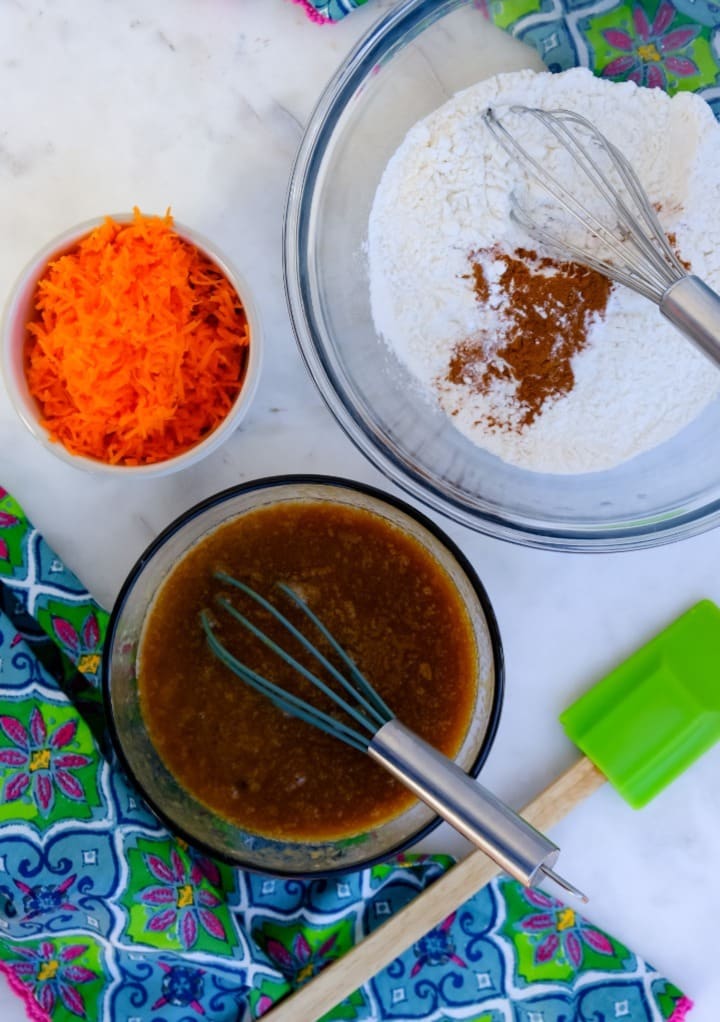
[[483, 106, 687, 302], [586, 133, 687, 289], [484, 108, 640, 277], [200, 610, 372, 753], [213, 582, 385, 740], [515, 109, 645, 261], [276, 581, 394, 723], [509, 208, 659, 302], [525, 109, 680, 289], [221, 576, 390, 727]]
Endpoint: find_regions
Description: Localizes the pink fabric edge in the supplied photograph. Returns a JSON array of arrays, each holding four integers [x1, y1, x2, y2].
[[0, 962, 48, 1022], [669, 996, 694, 1021], [289, 0, 334, 24]]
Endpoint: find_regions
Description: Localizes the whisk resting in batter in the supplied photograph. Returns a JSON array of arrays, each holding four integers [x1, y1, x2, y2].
[[202, 572, 584, 899], [483, 105, 720, 367]]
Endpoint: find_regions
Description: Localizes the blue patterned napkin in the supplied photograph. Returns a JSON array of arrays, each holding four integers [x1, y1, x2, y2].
[[0, 487, 692, 1021]]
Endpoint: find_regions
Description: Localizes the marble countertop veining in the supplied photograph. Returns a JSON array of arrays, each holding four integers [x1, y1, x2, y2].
[[1, 1, 718, 1019]]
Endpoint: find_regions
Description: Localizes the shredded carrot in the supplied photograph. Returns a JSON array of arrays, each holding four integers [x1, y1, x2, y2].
[[24, 208, 250, 466]]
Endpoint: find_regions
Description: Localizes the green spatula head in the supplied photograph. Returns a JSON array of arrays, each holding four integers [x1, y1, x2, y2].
[[560, 600, 720, 808]]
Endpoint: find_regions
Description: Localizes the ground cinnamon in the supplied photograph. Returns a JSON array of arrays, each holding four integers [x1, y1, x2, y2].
[[449, 248, 612, 428]]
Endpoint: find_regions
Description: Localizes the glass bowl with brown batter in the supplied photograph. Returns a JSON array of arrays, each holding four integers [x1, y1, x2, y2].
[[103, 476, 503, 875]]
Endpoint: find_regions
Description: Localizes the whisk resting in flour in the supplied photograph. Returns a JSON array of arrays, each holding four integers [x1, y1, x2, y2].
[[483, 106, 720, 367]]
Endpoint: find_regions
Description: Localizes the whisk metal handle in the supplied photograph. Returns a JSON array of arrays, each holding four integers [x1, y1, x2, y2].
[[369, 719, 559, 886], [660, 276, 720, 367]]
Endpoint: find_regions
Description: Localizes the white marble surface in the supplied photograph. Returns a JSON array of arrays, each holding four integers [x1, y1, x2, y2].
[[0, 1, 718, 1019]]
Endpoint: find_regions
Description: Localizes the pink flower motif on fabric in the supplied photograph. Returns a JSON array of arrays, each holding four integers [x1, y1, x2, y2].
[[50, 612, 103, 676], [0, 710, 91, 817], [517, 888, 615, 969], [5, 941, 94, 1018], [137, 850, 228, 951], [263, 930, 338, 985], [602, 2, 700, 89]]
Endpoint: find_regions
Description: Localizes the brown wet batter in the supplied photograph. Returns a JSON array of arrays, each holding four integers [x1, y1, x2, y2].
[[138, 500, 478, 841]]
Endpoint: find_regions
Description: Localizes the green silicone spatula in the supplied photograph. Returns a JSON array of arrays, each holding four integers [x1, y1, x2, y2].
[[264, 599, 720, 1022], [560, 599, 720, 808]]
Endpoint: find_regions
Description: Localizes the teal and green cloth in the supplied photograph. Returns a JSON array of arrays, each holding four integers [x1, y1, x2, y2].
[[297, 0, 720, 119], [0, 486, 692, 1019]]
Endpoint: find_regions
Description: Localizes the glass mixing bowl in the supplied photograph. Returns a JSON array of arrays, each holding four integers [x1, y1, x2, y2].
[[284, 0, 720, 552], [103, 476, 503, 875]]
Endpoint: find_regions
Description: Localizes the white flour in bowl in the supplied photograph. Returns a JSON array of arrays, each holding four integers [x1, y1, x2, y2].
[[367, 68, 720, 474]]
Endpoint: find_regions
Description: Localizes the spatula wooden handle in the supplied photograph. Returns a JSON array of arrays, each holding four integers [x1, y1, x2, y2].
[[263, 756, 605, 1022]]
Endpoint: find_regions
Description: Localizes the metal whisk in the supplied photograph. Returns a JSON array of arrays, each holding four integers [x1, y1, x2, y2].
[[483, 106, 720, 366], [201, 572, 585, 900]]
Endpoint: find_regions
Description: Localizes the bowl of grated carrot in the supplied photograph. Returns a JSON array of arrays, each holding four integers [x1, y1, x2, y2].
[[2, 209, 262, 475]]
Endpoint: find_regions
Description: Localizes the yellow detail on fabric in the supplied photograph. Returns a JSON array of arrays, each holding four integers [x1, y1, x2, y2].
[[29, 749, 51, 772], [177, 884, 194, 909], [557, 908, 576, 931], [637, 43, 661, 61], [38, 960, 59, 981], [77, 653, 100, 675]]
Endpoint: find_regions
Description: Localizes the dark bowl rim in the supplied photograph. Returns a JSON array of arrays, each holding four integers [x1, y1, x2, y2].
[[102, 473, 505, 877]]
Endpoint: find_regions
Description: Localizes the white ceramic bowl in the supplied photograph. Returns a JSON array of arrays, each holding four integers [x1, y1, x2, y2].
[[2, 215, 262, 477]]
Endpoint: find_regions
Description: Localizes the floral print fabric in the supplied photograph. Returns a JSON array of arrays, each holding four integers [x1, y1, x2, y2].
[[0, 486, 691, 1020], [299, 0, 720, 119]]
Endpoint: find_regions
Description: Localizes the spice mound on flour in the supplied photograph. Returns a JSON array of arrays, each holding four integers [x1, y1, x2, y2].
[[367, 67, 720, 474], [449, 249, 613, 429]]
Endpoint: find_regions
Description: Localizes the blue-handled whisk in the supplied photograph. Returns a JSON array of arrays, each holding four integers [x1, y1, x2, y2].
[[201, 572, 584, 899]]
